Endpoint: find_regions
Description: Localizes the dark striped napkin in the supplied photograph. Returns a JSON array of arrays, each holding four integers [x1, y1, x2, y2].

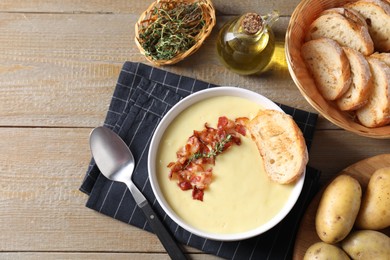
[[80, 62, 321, 259]]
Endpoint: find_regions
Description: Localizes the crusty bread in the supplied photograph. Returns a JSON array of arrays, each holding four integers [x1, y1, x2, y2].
[[305, 7, 374, 55], [302, 38, 352, 100], [370, 52, 390, 66], [346, 0, 390, 52], [336, 47, 373, 111], [323, 7, 367, 25], [356, 58, 390, 127], [246, 109, 308, 184]]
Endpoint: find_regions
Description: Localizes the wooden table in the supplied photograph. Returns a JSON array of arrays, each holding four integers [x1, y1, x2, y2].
[[1, 1, 389, 259]]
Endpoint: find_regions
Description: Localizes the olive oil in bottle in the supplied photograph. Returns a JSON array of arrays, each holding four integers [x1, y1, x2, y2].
[[216, 11, 279, 75]]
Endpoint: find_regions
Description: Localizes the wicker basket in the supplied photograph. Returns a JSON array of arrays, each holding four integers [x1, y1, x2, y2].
[[135, 0, 216, 66], [285, 0, 390, 139]]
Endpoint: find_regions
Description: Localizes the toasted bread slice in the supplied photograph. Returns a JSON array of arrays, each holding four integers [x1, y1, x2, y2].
[[305, 8, 374, 55], [356, 58, 390, 127], [302, 38, 352, 100], [370, 52, 390, 66], [346, 0, 390, 52], [246, 109, 308, 184], [323, 7, 367, 25], [336, 47, 373, 111]]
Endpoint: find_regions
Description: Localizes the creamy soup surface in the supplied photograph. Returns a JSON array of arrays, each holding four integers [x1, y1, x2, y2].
[[157, 96, 294, 234]]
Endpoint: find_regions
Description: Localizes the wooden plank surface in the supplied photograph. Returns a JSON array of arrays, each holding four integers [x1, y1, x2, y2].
[[0, 128, 388, 252], [0, 12, 338, 128], [0, 0, 301, 15], [0, 253, 220, 260], [1, 0, 389, 259], [310, 131, 390, 186], [0, 128, 195, 253]]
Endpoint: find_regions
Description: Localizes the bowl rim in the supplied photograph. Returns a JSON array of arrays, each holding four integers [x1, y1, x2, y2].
[[147, 86, 306, 241]]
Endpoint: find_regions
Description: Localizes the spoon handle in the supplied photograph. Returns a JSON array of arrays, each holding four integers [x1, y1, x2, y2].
[[139, 201, 188, 260]]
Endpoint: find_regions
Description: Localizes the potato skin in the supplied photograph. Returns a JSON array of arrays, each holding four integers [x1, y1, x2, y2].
[[315, 175, 362, 244], [356, 167, 390, 230], [303, 242, 350, 260], [341, 230, 390, 259]]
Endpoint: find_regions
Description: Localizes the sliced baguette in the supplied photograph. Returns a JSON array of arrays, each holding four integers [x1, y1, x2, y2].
[[246, 109, 308, 184], [346, 0, 390, 52], [323, 7, 367, 25], [356, 58, 390, 127], [302, 38, 352, 100], [370, 52, 390, 66], [305, 8, 374, 55], [336, 47, 373, 111]]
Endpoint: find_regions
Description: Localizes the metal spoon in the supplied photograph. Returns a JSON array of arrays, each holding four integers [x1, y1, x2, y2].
[[89, 126, 187, 260]]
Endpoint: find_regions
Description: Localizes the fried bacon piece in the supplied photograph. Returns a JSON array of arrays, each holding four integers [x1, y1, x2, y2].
[[167, 116, 247, 201]]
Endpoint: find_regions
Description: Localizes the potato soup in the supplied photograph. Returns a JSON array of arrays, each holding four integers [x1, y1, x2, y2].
[[156, 95, 294, 234]]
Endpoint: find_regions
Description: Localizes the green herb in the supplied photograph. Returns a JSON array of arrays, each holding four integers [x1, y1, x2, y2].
[[138, 1, 205, 60], [184, 134, 232, 168]]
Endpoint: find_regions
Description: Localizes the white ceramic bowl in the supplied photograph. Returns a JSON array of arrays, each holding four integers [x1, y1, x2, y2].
[[148, 86, 305, 241]]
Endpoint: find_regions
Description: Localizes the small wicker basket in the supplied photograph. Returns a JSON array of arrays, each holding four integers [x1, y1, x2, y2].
[[135, 0, 216, 66], [285, 0, 390, 139]]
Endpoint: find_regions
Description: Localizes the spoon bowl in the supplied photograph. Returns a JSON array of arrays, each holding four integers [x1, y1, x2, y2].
[[90, 127, 135, 186]]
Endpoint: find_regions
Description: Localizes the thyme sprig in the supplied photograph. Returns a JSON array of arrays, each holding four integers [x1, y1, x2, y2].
[[184, 134, 232, 168], [138, 1, 205, 60]]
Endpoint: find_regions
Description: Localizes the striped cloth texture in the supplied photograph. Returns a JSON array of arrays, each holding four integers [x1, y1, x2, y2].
[[80, 62, 321, 259]]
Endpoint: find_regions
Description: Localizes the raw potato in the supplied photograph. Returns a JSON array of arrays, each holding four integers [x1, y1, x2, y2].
[[341, 230, 390, 259], [303, 242, 350, 260], [356, 167, 390, 230], [315, 175, 362, 244]]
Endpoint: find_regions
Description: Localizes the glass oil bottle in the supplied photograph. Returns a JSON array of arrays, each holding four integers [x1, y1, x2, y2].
[[216, 11, 279, 75]]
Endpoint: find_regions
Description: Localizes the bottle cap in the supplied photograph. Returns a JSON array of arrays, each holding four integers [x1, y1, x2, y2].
[[241, 13, 263, 34]]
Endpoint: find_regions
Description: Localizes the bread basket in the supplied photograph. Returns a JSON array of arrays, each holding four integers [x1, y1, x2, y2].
[[135, 0, 216, 66], [285, 0, 390, 139]]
